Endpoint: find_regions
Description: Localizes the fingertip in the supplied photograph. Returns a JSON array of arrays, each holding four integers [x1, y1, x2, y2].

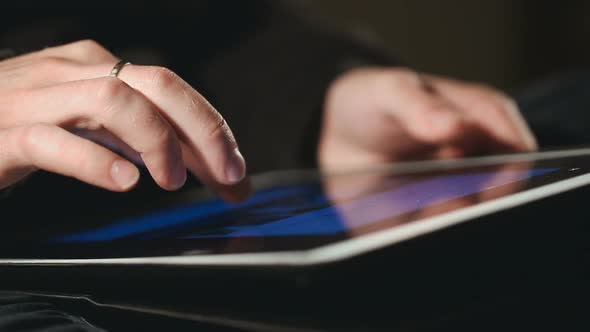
[[161, 167, 187, 191], [523, 133, 539, 152], [223, 148, 247, 185], [111, 159, 140, 191]]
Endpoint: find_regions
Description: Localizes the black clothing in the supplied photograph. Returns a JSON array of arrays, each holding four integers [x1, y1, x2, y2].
[[516, 70, 590, 148]]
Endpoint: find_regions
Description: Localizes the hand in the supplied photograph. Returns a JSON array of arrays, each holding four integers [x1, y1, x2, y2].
[[0, 40, 249, 201], [318, 67, 537, 170]]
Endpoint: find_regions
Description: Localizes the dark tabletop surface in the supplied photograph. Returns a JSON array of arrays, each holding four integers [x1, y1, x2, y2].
[[3, 180, 590, 331]]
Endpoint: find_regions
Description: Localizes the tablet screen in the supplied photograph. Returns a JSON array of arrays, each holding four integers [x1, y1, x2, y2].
[[54, 168, 558, 241], [1, 151, 589, 259]]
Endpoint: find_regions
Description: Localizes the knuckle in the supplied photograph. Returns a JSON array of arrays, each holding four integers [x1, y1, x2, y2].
[[134, 107, 161, 128], [136, 110, 171, 145], [148, 66, 181, 90], [138, 119, 176, 155], [388, 67, 421, 86], [70, 39, 106, 54], [91, 79, 134, 121], [149, 113, 176, 146], [152, 123, 175, 148], [95, 78, 131, 107], [18, 124, 52, 157], [35, 56, 72, 75], [66, 39, 114, 63], [207, 114, 233, 142]]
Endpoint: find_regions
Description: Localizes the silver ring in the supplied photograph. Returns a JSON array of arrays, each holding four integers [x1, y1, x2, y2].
[[109, 60, 131, 78]]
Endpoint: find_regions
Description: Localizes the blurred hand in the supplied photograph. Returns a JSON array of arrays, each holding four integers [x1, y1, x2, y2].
[[319, 67, 537, 170], [0, 40, 249, 201]]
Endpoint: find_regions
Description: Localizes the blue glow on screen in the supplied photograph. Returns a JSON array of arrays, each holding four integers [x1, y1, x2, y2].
[[54, 168, 559, 243], [55, 185, 314, 243]]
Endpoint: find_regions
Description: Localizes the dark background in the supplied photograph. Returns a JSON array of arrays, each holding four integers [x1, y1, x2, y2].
[[301, 0, 590, 91]]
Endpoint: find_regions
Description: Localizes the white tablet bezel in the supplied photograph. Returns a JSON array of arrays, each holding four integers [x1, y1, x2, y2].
[[3, 148, 590, 268]]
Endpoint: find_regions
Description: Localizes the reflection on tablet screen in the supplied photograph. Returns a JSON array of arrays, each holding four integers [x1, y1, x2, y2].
[[54, 168, 559, 244]]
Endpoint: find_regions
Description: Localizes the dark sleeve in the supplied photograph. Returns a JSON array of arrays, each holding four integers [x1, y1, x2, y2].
[[184, 1, 399, 173], [515, 70, 590, 148], [0, 292, 106, 332]]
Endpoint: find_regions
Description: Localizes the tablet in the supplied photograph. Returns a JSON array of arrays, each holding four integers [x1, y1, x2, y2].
[[2, 148, 590, 267]]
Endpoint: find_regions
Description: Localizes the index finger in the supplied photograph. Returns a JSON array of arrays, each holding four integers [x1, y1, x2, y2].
[[101, 64, 247, 188]]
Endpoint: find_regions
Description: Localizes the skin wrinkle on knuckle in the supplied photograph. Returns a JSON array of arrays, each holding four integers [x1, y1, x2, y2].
[[134, 106, 161, 130], [127, 100, 174, 154], [18, 124, 50, 163], [208, 115, 230, 141], [149, 66, 180, 91], [37, 56, 67, 73], [92, 77, 177, 157], [94, 78, 132, 120], [34, 57, 74, 83], [149, 119, 175, 153], [69, 39, 110, 60], [73, 39, 102, 50]]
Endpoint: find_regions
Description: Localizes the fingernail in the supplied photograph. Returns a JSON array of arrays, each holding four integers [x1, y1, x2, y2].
[[225, 148, 246, 184], [170, 164, 187, 190], [111, 159, 140, 190]]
